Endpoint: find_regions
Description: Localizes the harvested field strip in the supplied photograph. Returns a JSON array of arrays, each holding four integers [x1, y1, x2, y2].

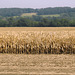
[[0, 27, 75, 31], [0, 54, 75, 74], [0, 31, 75, 54]]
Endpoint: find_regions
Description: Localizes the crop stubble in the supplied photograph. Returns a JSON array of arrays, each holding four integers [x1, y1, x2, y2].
[[0, 54, 75, 75]]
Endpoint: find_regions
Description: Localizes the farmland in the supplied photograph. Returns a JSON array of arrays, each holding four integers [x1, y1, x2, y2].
[[20, 13, 60, 17], [0, 4, 75, 75], [0, 27, 75, 31], [0, 54, 75, 75], [40, 14, 60, 17], [21, 13, 37, 17], [0, 27, 75, 54], [0, 27, 75, 74], [20, 13, 60, 18]]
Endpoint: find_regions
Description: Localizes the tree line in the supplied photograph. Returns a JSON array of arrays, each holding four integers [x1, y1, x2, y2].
[[0, 17, 75, 27], [0, 7, 75, 17]]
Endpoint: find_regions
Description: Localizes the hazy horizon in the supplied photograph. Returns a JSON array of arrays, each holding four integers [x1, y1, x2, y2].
[[0, 0, 75, 9]]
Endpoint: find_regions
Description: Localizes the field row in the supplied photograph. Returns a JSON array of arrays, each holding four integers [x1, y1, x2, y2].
[[0, 31, 75, 54]]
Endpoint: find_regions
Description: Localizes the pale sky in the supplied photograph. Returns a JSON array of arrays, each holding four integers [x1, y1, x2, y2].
[[0, 0, 75, 8]]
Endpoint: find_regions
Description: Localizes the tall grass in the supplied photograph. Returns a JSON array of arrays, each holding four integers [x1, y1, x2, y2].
[[0, 31, 75, 54]]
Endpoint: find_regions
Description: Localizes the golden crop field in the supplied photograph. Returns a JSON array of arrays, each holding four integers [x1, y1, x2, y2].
[[0, 27, 75, 75], [0, 27, 75, 54]]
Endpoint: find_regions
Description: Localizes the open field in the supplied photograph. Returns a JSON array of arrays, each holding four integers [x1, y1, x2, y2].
[[20, 13, 60, 18], [40, 14, 60, 17], [21, 13, 37, 17], [0, 54, 75, 75]]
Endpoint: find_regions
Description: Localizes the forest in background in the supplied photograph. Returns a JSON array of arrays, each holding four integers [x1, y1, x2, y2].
[[0, 7, 75, 27]]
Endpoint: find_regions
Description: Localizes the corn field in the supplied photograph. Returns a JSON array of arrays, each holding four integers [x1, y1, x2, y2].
[[0, 31, 75, 54]]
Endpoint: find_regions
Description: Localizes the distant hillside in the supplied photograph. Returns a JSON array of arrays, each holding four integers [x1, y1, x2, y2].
[[0, 8, 37, 17], [0, 7, 75, 27], [0, 7, 75, 17], [37, 7, 75, 15]]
